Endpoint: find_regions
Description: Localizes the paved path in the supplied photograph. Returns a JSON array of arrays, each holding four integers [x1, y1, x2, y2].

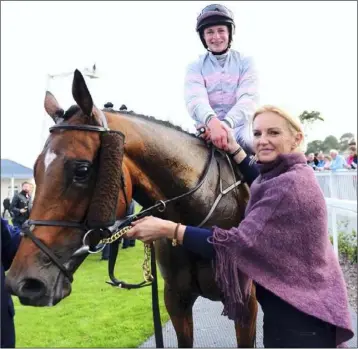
[[140, 296, 357, 348]]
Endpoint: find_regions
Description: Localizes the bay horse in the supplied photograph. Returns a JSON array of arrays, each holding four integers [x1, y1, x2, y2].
[[6, 70, 258, 347]]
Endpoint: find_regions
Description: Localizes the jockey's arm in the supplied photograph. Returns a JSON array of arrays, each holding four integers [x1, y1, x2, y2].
[[223, 57, 259, 129], [184, 61, 217, 126]]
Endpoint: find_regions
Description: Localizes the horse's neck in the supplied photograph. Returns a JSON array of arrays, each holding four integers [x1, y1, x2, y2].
[[108, 112, 210, 203]]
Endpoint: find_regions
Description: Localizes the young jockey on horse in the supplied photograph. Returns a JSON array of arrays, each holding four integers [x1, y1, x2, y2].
[[184, 3, 259, 154]]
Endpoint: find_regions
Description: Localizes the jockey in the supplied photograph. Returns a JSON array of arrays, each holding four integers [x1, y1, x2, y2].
[[184, 3, 259, 154]]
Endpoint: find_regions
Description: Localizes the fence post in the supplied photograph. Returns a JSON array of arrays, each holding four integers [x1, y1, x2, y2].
[[329, 172, 337, 199]]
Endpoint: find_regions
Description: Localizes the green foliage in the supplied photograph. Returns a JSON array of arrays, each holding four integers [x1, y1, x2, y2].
[[298, 110, 324, 124], [306, 140, 324, 154], [329, 230, 357, 264], [339, 132, 356, 152], [323, 135, 340, 151], [306, 131, 357, 155], [307, 134, 341, 154], [14, 247, 170, 347]]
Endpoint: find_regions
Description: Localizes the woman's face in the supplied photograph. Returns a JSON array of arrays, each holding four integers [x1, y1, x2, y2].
[[253, 111, 301, 163], [203, 25, 229, 53]]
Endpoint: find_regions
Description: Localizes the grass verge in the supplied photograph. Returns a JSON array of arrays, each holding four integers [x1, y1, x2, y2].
[[14, 245, 169, 347]]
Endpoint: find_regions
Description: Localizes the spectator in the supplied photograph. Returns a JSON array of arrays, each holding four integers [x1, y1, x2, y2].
[[346, 145, 357, 169], [2, 198, 12, 218], [306, 153, 317, 169], [122, 201, 136, 249], [9, 182, 33, 229], [316, 152, 325, 169], [1, 218, 21, 348], [325, 149, 347, 171], [323, 155, 332, 170]]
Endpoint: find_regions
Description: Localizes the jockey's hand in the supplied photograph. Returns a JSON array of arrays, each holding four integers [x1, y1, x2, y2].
[[196, 125, 211, 141], [207, 117, 229, 151]]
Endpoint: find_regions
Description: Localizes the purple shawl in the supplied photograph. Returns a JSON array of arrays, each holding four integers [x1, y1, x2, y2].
[[211, 152, 354, 347]]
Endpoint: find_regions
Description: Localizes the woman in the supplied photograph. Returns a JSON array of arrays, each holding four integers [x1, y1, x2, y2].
[[323, 154, 332, 170], [126, 105, 354, 348], [1, 218, 21, 348], [184, 3, 259, 154], [346, 145, 357, 169]]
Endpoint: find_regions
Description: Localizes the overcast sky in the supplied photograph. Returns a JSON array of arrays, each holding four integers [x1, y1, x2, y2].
[[1, 1, 357, 168]]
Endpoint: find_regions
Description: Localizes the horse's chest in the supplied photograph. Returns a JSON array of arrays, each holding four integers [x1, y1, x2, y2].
[[192, 259, 221, 300]]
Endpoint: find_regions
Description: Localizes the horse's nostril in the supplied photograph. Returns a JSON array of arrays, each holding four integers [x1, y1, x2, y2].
[[19, 278, 46, 298]]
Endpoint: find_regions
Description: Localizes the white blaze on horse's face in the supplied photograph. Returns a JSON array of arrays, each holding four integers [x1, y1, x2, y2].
[[44, 149, 57, 172]]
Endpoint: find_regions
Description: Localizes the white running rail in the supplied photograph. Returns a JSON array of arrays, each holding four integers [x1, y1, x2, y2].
[[325, 198, 357, 257], [315, 170, 357, 201]]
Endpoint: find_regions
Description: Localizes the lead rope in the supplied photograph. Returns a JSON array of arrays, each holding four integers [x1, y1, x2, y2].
[[99, 226, 153, 283]]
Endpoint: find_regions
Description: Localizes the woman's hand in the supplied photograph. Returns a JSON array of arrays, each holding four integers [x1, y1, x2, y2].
[[222, 123, 240, 154], [126, 216, 177, 244]]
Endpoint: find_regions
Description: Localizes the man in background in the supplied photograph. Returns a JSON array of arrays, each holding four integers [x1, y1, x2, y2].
[[10, 182, 33, 229]]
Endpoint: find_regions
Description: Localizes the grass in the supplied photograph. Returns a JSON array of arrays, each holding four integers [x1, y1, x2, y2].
[[13, 245, 170, 347]]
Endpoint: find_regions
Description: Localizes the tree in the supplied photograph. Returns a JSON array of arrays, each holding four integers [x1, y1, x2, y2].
[[322, 135, 340, 153], [298, 110, 324, 124], [306, 140, 324, 154], [339, 132, 356, 152], [298, 110, 324, 140]]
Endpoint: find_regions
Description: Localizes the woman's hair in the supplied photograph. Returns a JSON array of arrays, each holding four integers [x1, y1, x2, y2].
[[324, 155, 332, 161], [252, 105, 306, 152], [349, 145, 357, 153]]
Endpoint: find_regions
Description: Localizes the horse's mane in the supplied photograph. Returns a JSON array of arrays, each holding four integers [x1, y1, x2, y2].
[[103, 107, 197, 139], [62, 104, 197, 139], [63, 105, 81, 120]]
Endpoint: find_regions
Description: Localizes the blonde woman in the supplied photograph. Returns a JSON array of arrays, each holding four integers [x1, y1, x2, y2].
[[126, 105, 354, 347]]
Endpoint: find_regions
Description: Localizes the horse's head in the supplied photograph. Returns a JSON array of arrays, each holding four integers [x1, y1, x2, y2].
[[6, 70, 130, 306]]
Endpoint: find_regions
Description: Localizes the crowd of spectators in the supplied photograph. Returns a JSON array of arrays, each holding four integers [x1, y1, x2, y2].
[[306, 140, 357, 171]]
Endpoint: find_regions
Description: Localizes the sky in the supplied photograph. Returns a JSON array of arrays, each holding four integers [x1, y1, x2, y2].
[[1, 1, 357, 168]]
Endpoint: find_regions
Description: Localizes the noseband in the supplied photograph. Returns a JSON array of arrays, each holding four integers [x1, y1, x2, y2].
[[23, 110, 126, 283]]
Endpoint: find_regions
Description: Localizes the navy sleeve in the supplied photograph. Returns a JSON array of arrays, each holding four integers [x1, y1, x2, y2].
[[1, 218, 21, 271], [182, 226, 215, 259], [237, 156, 259, 186]]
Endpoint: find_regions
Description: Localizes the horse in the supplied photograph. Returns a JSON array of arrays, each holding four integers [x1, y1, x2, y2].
[[6, 70, 258, 348]]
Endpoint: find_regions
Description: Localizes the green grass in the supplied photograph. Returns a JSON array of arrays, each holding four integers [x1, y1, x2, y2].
[[13, 245, 170, 347]]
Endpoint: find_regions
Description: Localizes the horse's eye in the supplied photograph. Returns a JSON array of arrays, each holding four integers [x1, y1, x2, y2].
[[74, 164, 91, 181]]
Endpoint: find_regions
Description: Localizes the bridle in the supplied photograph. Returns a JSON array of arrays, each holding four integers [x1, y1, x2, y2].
[[22, 108, 215, 284], [23, 110, 127, 283]]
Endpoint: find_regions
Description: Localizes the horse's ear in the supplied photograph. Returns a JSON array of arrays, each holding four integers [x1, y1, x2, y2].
[[44, 91, 64, 123], [72, 69, 93, 116]]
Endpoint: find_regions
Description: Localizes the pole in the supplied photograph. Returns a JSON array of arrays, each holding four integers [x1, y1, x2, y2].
[[40, 67, 99, 152], [10, 177, 15, 199]]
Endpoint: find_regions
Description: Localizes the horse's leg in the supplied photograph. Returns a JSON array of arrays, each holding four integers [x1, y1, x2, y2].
[[235, 284, 258, 348], [164, 282, 197, 348]]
